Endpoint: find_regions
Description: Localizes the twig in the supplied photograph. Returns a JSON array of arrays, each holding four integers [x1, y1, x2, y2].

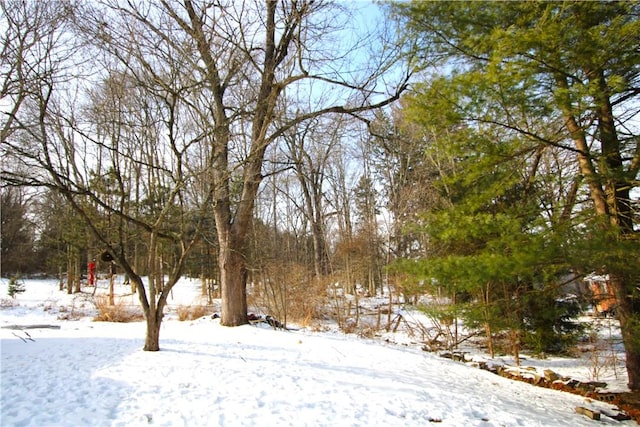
[[11, 332, 34, 342], [12, 332, 27, 343]]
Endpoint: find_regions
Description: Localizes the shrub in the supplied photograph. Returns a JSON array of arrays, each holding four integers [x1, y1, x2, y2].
[[249, 263, 326, 327], [176, 304, 212, 321], [93, 295, 144, 322]]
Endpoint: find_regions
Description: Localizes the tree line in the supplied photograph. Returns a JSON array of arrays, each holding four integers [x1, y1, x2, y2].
[[1, 0, 638, 390]]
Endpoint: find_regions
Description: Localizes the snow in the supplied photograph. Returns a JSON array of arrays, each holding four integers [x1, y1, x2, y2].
[[0, 278, 636, 426]]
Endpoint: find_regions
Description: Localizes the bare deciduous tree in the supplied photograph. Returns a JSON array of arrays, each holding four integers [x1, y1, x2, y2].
[[2, 0, 211, 350], [78, 0, 410, 326]]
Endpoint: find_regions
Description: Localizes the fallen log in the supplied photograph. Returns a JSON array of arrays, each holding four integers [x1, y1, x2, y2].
[[2, 324, 61, 330]]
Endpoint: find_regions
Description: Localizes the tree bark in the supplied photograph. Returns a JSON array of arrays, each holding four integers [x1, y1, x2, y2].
[[66, 246, 74, 295], [74, 256, 81, 293], [610, 273, 640, 391], [556, 72, 640, 391], [482, 284, 495, 359], [130, 273, 165, 352], [143, 310, 162, 352], [298, 166, 330, 277], [109, 269, 115, 306], [590, 70, 640, 391], [554, 74, 610, 218], [218, 232, 248, 326]]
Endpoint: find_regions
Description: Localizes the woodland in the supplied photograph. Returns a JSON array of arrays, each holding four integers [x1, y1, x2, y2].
[[1, 1, 639, 391]]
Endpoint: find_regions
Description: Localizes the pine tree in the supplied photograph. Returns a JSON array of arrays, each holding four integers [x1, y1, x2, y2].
[[7, 276, 25, 298], [391, 0, 640, 390]]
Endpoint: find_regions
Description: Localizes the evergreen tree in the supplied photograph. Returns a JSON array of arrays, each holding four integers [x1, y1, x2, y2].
[[391, 0, 640, 390], [7, 276, 25, 298], [389, 112, 575, 360], [1, 188, 37, 276], [521, 287, 584, 355]]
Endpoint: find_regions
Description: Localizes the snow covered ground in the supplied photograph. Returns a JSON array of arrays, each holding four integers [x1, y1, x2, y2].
[[0, 277, 636, 426]]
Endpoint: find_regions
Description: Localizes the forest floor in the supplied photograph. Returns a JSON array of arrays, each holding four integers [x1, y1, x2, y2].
[[1, 275, 638, 425]]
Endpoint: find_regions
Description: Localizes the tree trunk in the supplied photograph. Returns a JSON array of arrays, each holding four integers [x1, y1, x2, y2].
[[610, 273, 640, 391], [510, 328, 521, 367], [219, 241, 248, 326], [74, 256, 81, 293], [555, 74, 610, 217], [556, 73, 640, 390], [302, 169, 330, 277], [130, 274, 164, 352], [591, 71, 640, 390], [66, 246, 74, 294], [144, 311, 162, 352], [58, 266, 64, 291], [484, 322, 494, 359], [482, 284, 495, 358], [109, 270, 115, 306], [311, 220, 329, 277]]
